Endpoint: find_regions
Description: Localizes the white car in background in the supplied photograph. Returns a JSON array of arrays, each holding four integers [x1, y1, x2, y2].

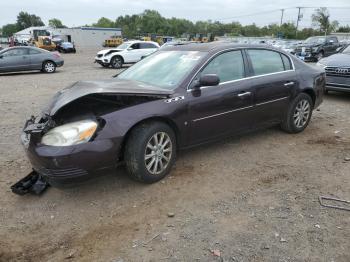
[[95, 41, 159, 69]]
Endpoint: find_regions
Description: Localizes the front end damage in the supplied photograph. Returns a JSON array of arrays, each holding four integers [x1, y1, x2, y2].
[[13, 80, 173, 195]]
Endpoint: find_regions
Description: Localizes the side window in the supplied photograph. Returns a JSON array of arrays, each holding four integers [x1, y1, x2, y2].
[[201, 51, 245, 83], [130, 43, 140, 49], [330, 37, 338, 43], [140, 43, 157, 49], [29, 49, 41, 55], [247, 49, 285, 76], [3, 48, 28, 57], [281, 54, 292, 70]]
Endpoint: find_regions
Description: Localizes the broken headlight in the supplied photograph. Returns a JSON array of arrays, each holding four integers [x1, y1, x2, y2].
[[41, 120, 97, 146]]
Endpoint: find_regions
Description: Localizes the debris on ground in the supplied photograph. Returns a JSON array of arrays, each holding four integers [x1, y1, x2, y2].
[[319, 196, 350, 211], [167, 212, 175, 217], [210, 249, 221, 257]]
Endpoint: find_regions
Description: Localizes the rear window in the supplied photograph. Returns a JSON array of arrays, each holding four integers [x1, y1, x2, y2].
[[247, 49, 285, 76]]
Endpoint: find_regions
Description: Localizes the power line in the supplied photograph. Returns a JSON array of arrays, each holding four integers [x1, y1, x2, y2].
[[213, 6, 350, 22]]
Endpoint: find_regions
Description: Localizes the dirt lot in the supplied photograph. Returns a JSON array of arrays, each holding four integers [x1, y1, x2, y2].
[[0, 49, 349, 262]]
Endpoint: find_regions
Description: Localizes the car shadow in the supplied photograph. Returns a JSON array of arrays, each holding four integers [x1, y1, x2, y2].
[[0, 70, 61, 76], [325, 91, 350, 101]]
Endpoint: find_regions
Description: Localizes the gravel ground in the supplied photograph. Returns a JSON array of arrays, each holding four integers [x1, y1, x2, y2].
[[0, 49, 349, 262]]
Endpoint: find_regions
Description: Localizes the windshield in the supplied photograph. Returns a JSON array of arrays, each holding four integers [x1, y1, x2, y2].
[[305, 37, 326, 44], [342, 45, 350, 54], [118, 51, 205, 89], [116, 42, 130, 49]]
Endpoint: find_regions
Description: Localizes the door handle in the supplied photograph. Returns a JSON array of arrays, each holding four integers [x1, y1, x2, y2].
[[284, 81, 295, 86], [237, 91, 251, 98]]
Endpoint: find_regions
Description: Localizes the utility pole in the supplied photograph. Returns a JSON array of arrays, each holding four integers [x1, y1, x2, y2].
[[280, 9, 285, 26], [295, 7, 302, 38]]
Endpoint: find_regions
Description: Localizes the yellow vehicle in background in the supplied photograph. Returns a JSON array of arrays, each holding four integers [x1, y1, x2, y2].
[[103, 37, 123, 47], [34, 36, 56, 51]]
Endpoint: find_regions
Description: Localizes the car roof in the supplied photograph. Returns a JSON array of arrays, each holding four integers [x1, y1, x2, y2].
[[125, 40, 159, 45], [0, 46, 47, 53], [160, 41, 285, 53]]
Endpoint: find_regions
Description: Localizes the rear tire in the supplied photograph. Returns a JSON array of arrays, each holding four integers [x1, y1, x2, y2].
[[281, 93, 313, 133], [110, 56, 123, 69], [124, 122, 176, 183], [42, 61, 56, 73]]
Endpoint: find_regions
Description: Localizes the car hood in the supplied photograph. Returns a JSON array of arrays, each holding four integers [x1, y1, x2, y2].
[[43, 79, 174, 116], [97, 49, 124, 55], [319, 53, 350, 67]]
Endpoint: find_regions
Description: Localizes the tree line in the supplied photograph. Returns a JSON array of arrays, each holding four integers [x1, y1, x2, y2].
[[1, 9, 349, 39]]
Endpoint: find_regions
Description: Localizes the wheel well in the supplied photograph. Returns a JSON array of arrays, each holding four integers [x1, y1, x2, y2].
[[42, 60, 56, 67], [112, 55, 124, 63], [302, 89, 316, 106], [119, 117, 180, 161]]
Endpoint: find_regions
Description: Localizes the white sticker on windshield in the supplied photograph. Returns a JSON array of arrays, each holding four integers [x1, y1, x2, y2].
[[180, 52, 201, 61]]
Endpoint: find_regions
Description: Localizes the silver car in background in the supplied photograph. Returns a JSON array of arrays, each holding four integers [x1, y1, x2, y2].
[[0, 46, 64, 74]]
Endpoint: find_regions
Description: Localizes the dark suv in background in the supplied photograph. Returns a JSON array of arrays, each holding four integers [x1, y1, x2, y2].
[[295, 36, 341, 62]]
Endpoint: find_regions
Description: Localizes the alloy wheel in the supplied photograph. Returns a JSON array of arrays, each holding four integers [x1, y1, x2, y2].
[[45, 62, 55, 73], [293, 99, 311, 128], [144, 132, 172, 175], [112, 58, 122, 68]]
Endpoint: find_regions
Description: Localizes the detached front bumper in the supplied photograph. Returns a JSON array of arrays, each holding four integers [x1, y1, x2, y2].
[[21, 117, 122, 187]]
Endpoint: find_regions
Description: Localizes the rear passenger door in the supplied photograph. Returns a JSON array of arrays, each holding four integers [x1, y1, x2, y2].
[[139, 43, 158, 58], [245, 49, 297, 125], [28, 48, 44, 69]]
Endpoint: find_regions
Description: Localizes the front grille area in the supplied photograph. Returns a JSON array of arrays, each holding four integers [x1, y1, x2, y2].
[[295, 47, 311, 54], [38, 167, 88, 177], [325, 67, 350, 77]]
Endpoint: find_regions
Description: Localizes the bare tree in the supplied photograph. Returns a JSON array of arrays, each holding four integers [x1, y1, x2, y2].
[[311, 7, 339, 35]]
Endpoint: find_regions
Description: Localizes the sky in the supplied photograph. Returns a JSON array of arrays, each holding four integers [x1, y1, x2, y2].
[[1, 0, 350, 28]]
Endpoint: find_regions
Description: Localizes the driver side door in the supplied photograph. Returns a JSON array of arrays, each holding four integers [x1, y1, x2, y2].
[[0, 48, 31, 72], [187, 50, 256, 145], [125, 43, 142, 63]]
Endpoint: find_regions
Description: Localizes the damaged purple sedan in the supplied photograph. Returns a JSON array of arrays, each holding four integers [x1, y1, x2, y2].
[[14, 43, 325, 194]]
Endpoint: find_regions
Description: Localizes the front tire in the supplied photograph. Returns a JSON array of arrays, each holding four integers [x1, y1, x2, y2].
[[110, 56, 123, 69], [125, 122, 176, 183], [42, 61, 56, 73], [281, 93, 313, 133], [316, 51, 324, 61]]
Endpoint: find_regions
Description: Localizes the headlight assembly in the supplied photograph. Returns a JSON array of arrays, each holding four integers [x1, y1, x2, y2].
[[41, 120, 98, 146]]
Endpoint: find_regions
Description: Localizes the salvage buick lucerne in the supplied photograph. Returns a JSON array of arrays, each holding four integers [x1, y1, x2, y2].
[[20, 43, 325, 187]]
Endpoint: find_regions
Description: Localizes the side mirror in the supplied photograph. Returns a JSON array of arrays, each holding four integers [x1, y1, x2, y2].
[[127, 47, 133, 51], [192, 74, 220, 89], [199, 74, 220, 87]]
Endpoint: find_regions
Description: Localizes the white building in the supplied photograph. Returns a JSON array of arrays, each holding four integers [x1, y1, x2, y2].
[[14, 26, 122, 48]]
